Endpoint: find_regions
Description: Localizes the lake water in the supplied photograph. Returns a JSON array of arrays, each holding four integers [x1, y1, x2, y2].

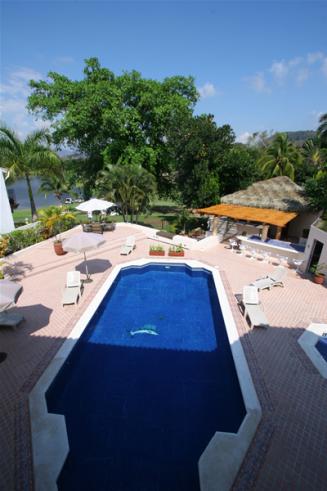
[[6, 177, 61, 210]]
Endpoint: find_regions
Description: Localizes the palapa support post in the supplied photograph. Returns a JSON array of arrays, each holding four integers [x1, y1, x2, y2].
[[211, 217, 219, 236], [261, 224, 269, 241], [275, 226, 282, 240]]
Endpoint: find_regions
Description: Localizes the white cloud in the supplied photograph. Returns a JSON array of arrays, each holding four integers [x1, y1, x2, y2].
[[307, 52, 324, 64], [270, 60, 288, 83], [296, 67, 309, 86], [248, 51, 326, 93], [0, 66, 48, 138], [198, 82, 217, 98], [236, 132, 252, 144], [247, 72, 270, 93]]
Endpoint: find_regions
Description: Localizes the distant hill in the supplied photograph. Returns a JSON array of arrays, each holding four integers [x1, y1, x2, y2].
[[285, 130, 316, 145]]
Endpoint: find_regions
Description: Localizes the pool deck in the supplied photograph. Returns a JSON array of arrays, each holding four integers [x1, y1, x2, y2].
[[1, 224, 327, 491]]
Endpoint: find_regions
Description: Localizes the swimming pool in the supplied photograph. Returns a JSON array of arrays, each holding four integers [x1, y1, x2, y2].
[[45, 263, 246, 490], [316, 336, 327, 362]]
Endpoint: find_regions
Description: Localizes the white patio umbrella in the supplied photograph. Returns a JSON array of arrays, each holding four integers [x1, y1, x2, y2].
[[0, 280, 23, 312], [76, 198, 115, 213], [63, 232, 106, 282], [0, 168, 15, 234]]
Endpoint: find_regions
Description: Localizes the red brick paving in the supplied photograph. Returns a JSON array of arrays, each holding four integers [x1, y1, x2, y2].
[[0, 226, 326, 490]]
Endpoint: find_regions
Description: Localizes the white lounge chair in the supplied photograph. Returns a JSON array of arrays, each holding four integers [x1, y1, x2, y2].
[[251, 265, 287, 291], [120, 236, 136, 255], [62, 271, 83, 306], [66, 271, 83, 294], [240, 286, 269, 329]]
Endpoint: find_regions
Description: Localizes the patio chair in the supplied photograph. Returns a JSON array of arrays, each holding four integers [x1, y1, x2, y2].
[[240, 286, 269, 329], [0, 310, 24, 328], [120, 236, 136, 255], [251, 265, 287, 291], [62, 271, 83, 306]]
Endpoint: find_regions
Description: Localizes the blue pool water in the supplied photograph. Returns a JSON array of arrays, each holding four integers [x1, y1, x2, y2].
[[316, 337, 327, 362], [47, 264, 246, 491]]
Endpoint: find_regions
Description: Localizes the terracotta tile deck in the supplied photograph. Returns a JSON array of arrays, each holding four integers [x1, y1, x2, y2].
[[1, 225, 327, 490]]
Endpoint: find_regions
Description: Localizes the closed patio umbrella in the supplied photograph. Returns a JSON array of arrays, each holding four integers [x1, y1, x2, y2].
[[63, 232, 105, 282]]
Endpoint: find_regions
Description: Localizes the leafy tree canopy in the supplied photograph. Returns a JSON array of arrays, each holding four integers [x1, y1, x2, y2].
[[28, 57, 198, 194], [218, 145, 261, 196], [96, 162, 156, 223], [0, 126, 60, 219], [168, 114, 235, 207], [305, 172, 327, 211], [258, 133, 302, 181]]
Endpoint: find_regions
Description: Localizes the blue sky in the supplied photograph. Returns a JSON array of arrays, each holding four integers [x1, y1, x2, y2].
[[1, 1, 326, 142]]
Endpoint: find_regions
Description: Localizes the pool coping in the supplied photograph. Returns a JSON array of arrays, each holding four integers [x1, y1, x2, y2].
[[29, 258, 261, 491], [298, 323, 327, 379]]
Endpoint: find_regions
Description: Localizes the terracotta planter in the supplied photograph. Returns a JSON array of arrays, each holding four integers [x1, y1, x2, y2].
[[53, 241, 67, 256], [168, 251, 185, 257], [313, 273, 325, 285], [149, 250, 165, 256]]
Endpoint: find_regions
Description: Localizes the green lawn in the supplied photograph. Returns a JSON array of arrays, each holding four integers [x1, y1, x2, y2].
[[13, 199, 182, 232]]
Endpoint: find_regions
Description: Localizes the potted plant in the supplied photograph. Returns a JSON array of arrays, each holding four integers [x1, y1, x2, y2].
[[149, 244, 165, 256], [168, 244, 185, 257], [39, 206, 76, 255], [310, 263, 327, 284]]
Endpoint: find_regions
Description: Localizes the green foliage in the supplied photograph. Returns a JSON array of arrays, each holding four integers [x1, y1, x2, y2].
[[149, 244, 165, 252], [169, 244, 184, 253], [96, 162, 156, 222], [304, 172, 327, 211], [218, 145, 261, 196], [318, 113, 327, 148], [1, 226, 43, 257], [38, 206, 76, 238], [28, 57, 198, 195], [0, 125, 61, 219], [258, 133, 302, 181], [169, 114, 235, 207], [309, 262, 327, 275]]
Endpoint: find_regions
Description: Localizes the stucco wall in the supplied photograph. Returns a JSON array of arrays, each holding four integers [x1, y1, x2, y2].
[[287, 211, 321, 240], [302, 223, 327, 276]]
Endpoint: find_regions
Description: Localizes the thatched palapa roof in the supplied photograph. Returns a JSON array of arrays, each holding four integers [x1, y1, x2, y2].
[[221, 176, 309, 212]]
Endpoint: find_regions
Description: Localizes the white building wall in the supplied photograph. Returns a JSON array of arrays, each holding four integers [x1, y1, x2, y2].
[[287, 211, 321, 240], [302, 223, 327, 276]]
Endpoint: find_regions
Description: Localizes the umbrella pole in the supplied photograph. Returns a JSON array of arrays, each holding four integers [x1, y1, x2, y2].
[[83, 251, 92, 283]]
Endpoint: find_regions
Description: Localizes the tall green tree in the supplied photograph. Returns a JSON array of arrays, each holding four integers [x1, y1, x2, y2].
[[318, 113, 327, 147], [218, 145, 261, 196], [258, 133, 301, 181], [0, 126, 60, 220], [169, 114, 235, 207], [28, 57, 198, 195], [96, 163, 156, 223]]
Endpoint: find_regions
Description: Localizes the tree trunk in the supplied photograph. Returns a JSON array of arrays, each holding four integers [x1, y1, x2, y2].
[[25, 173, 38, 221]]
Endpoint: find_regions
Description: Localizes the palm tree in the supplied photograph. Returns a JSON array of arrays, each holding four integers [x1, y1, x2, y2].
[[96, 163, 156, 223], [38, 206, 76, 239], [302, 139, 327, 170], [39, 172, 70, 203], [0, 126, 60, 220], [317, 113, 327, 147], [258, 133, 301, 181]]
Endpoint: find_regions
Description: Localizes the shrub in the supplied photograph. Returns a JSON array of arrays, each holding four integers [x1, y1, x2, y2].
[[149, 244, 165, 252], [5, 226, 43, 255], [169, 244, 184, 253]]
